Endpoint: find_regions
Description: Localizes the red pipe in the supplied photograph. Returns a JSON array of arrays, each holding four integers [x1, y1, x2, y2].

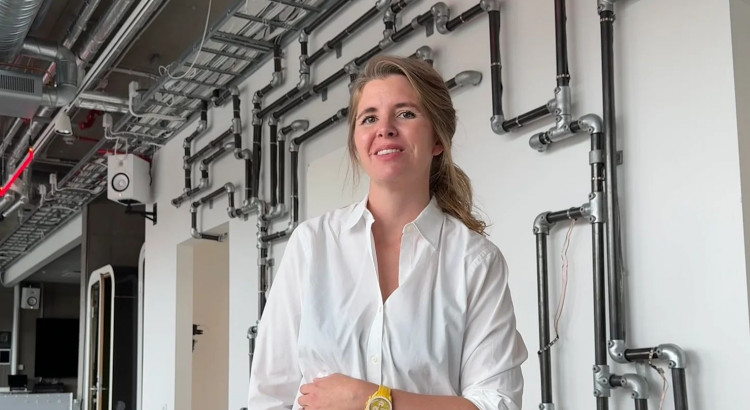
[[0, 148, 34, 197]]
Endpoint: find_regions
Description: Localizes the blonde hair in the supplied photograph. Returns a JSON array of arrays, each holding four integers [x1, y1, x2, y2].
[[347, 55, 486, 235]]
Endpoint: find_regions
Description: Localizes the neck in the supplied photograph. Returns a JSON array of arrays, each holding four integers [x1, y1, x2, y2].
[[367, 182, 430, 238]]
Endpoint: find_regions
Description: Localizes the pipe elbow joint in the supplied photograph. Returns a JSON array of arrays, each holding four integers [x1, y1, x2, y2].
[[190, 228, 203, 239], [414, 46, 434, 63], [615, 374, 649, 400], [608, 339, 628, 363], [598, 0, 616, 13], [271, 71, 283, 87], [578, 114, 603, 134], [490, 114, 506, 135], [529, 132, 550, 152], [657, 343, 687, 369], [431, 3, 450, 34], [480, 0, 501, 12], [455, 71, 482, 87], [375, 0, 392, 11], [228, 85, 240, 96], [297, 73, 310, 90], [533, 212, 551, 234]]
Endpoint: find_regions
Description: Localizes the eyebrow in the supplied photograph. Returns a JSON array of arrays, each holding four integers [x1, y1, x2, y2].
[[356, 102, 420, 120]]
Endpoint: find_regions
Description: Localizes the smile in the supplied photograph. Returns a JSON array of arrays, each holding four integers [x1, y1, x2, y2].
[[375, 148, 403, 156]]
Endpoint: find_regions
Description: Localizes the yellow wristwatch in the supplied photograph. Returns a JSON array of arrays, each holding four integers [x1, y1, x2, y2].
[[365, 385, 392, 410]]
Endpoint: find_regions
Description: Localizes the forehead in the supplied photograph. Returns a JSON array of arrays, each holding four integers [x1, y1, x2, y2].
[[358, 75, 420, 107]]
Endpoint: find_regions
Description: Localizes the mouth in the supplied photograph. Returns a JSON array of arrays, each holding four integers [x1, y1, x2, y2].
[[374, 148, 404, 156]]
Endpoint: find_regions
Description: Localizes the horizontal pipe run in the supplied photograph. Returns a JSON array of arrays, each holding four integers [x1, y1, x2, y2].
[[202, 144, 232, 166], [391, 23, 416, 43], [261, 231, 289, 243], [186, 129, 232, 164], [547, 207, 584, 223], [200, 186, 229, 205], [313, 68, 347, 93], [445, 3, 483, 31], [307, 6, 380, 66], [212, 31, 274, 51], [293, 108, 349, 147], [259, 87, 304, 118], [303, 0, 350, 35], [503, 104, 552, 131], [355, 44, 383, 66]]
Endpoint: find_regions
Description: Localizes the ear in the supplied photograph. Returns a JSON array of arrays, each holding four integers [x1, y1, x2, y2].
[[432, 141, 444, 156]]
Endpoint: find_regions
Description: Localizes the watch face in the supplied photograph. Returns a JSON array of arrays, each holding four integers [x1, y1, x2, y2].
[[368, 397, 391, 410]]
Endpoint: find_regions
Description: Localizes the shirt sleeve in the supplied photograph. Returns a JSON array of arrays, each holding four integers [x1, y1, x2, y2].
[[460, 246, 528, 410], [247, 227, 308, 409]]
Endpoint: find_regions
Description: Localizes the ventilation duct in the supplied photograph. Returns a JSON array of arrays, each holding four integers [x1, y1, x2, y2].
[[0, 0, 44, 62], [0, 38, 79, 118]]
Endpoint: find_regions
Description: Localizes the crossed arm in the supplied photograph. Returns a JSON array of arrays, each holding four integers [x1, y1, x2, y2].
[[297, 373, 478, 410]]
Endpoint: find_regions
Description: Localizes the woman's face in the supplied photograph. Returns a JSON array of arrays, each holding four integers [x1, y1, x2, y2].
[[353, 75, 443, 191]]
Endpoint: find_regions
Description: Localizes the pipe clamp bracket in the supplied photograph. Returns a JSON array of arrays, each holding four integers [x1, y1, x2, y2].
[[592, 364, 612, 398]]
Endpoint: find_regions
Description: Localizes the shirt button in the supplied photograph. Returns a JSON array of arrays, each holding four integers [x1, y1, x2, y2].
[[371, 355, 379, 364]]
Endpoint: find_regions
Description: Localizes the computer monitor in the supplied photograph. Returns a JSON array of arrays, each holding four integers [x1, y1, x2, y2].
[[8, 374, 27, 391]]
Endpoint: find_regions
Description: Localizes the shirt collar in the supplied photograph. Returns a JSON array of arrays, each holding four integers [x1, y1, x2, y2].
[[344, 196, 444, 249]]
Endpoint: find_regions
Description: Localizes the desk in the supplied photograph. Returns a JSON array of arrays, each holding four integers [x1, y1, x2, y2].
[[0, 392, 79, 410]]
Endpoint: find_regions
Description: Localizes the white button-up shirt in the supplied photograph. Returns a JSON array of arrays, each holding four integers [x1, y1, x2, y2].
[[248, 197, 527, 409]]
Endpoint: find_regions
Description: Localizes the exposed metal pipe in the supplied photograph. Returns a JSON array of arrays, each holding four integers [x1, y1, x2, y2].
[[39, 0, 170, 189], [0, 0, 44, 62], [11, 284, 20, 374], [7, 0, 154, 176], [20, 38, 79, 107], [190, 183, 235, 241], [0, 0, 103, 159], [77, 0, 137, 62]]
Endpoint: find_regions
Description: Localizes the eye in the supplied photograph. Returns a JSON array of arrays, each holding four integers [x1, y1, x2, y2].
[[397, 110, 416, 119], [360, 115, 376, 125]]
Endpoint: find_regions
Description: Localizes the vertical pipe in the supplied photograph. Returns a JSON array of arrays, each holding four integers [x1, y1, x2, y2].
[[278, 139, 285, 205], [672, 368, 689, 410], [269, 123, 278, 206], [233, 94, 242, 150], [634, 399, 648, 410], [252, 123, 262, 201], [11, 285, 19, 375], [591, 132, 608, 410], [535, 233, 553, 405], [488, 9, 503, 118], [291, 150, 299, 223], [554, 0, 570, 86], [259, 247, 268, 314], [600, 8, 625, 342], [244, 157, 252, 203]]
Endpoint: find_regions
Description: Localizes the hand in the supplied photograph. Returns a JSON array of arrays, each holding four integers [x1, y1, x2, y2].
[[298, 373, 378, 410]]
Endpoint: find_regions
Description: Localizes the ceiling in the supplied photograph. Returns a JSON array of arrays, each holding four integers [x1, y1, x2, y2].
[[0, 0, 337, 282]]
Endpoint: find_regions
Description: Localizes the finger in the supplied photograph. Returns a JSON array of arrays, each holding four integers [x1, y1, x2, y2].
[[299, 383, 313, 394], [298, 394, 308, 407]]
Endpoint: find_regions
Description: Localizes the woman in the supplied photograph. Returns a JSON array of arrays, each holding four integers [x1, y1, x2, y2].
[[248, 56, 527, 410]]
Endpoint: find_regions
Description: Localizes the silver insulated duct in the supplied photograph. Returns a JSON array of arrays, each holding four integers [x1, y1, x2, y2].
[[0, 38, 79, 118], [0, 0, 45, 62]]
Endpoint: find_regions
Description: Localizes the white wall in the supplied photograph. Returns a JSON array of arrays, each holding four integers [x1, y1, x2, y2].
[[143, 0, 750, 409]]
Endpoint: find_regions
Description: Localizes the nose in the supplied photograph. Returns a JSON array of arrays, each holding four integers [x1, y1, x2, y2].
[[376, 118, 397, 138]]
